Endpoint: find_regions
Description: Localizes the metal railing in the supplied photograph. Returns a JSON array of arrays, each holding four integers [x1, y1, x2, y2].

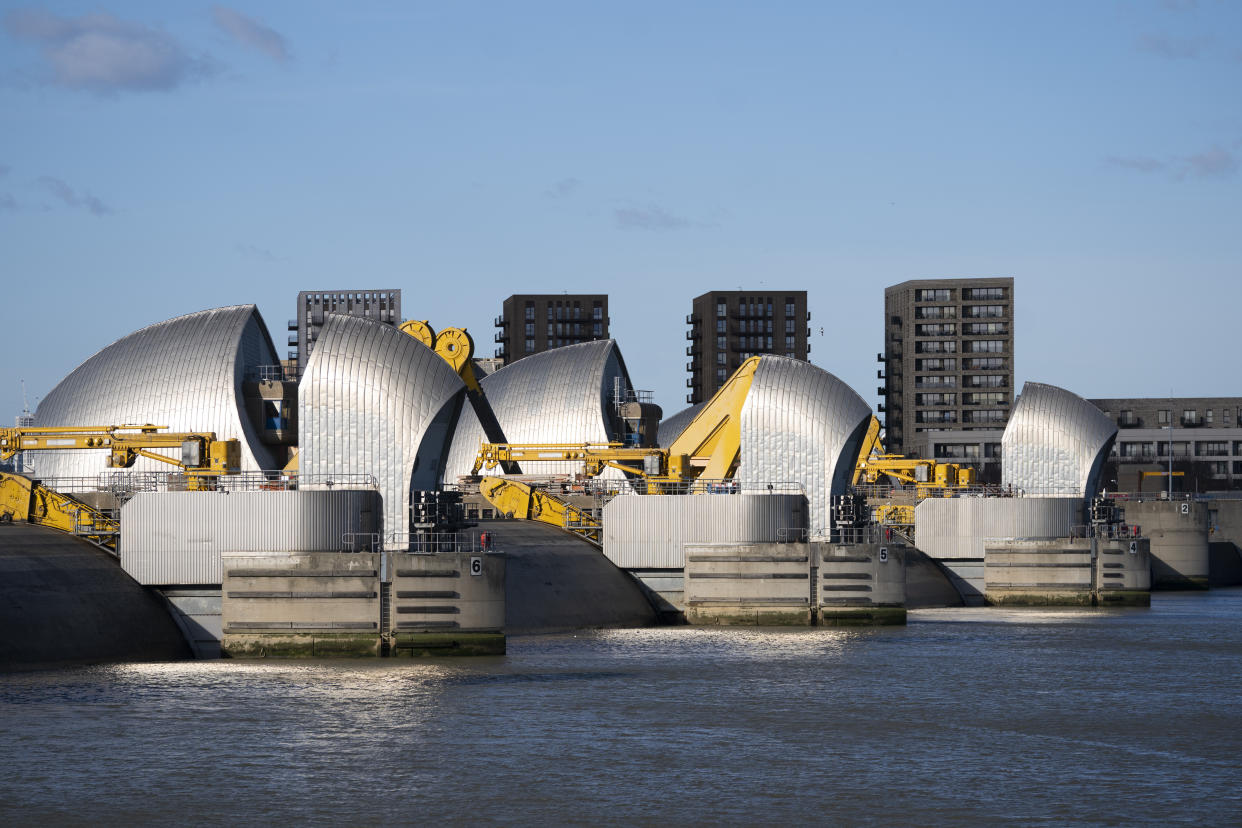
[[588, 478, 805, 497], [246, 364, 298, 383], [382, 530, 493, 555], [33, 471, 378, 497], [1068, 523, 1143, 540]]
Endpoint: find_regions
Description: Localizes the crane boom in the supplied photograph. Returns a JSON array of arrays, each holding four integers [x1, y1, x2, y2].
[[471, 356, 761, 488], [0, 424, 241, 483]]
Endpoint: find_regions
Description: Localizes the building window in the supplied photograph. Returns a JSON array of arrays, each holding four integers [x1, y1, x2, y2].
[[593, 303, 603, 320], [593, 322, 602, 336], [915, 410, 958, 423], [1158, 409, 1170, 425], [916, 393, 957, 406], [717, 302, 726, 317], [915, 323, 957, 336], [985, 443, 1002, 459], [525, 338, 535, 353], [1196, 441, 1229, 456], [1206, 409, 1215, 425], [1157, 442, 1189, 457], [915, 289, 951, 302], [525, 322, 535, 336], [716, 353, 726, 365], [964, 392, 1006, 406], [1182, 409, 1200, 425], [963, 287, 1005, 300], [716, 319, 726, 333], [785, 301, 796, 317], [962, 409, 1007, 423], [717, 336, 727, 350], [965, 305, 1005, 317], [967, 340, 1005, 353], [963, 322, 1007, 335], [717, 367, 727, 382], [915, 340, 958, 354], [914, 306, 957, 319], [524, 304, 535, 321], [1209, 461, 1229, 477]]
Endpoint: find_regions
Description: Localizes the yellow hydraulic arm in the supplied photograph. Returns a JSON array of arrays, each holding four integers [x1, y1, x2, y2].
[[0, 472, 120, 552], [478, 475, 601, 547], [472, 356, 762, 488], [852, 415, 977, 494], [0, 424, 241, 484]]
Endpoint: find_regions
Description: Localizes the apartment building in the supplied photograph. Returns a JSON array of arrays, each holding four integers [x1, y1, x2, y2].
[[493, 294, 609, 364]]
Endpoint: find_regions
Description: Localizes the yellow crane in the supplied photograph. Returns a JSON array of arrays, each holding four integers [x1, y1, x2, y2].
[[472, 355, 760, 490], [477, 476, 602, 547], [852, 416, 977, 496], [0, 424, 241, 486], [0, 424, 242, 550]]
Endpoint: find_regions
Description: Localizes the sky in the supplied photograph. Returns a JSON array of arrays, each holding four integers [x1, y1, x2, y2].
[[2, 0, 1239, 424]]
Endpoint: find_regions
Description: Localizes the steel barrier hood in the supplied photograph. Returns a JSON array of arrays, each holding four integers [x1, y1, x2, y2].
[[299, 314, 466, 538], [1002, 381, 1118, 498], [735, 356, 872, 538], [443, 340, 632, 480], [32, 305, 281, 481]]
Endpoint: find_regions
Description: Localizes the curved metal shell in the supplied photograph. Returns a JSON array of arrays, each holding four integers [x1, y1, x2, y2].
[[299, 314, 466, 538], [1002, 381, 1118, 497], [443, 340, 631, 480], [32, 305, 281, 480], [657, 403, 705, 448], [735, 356, 872, 538]]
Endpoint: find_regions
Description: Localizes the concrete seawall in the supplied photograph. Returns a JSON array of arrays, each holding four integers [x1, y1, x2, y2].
[[1123, 501, 1209, 589], [0, 524, 190, 670]]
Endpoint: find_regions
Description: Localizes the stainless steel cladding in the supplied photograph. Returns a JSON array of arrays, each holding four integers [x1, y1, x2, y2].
[[603, 493, 807, 569], [299, 314, 466, 538], [31, 305, 281, 481], [657, 403, 705, 447], [443, 340, 632, 479], [735, 356, 872, 538], [1002, 382, 1118, 497], [120, 489, 381, 586], [914, 497, 1082, 562]]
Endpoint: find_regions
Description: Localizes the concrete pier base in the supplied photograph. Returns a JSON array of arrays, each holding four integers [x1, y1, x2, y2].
[[220, 550, 506, 658], [1124, 501, 1209, 590], [983, 537, 1151, 607], [681, 541, 907, 626]]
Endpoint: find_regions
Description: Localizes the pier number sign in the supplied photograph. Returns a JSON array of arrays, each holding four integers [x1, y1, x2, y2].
[[1129, 541, 1138, 555], [1180, 503, 1190, 515], [470, 556, 484, 577], [878, 547, 889, 563]]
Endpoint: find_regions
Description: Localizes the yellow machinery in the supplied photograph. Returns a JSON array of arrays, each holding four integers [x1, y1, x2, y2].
[[0, 472, 120, 552], [1138, 470, 1184, 495], [478, 476, 601, 547], [399, 319, 520, 475], [0, 424, 241, 487], [852, 416, 977, 496], [473, 355, 760, 490]]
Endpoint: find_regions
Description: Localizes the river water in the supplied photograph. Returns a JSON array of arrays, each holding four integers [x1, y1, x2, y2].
[[2, 590, 1241, 826]]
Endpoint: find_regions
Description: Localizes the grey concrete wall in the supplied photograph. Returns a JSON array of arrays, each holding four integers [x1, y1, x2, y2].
[[983, 537, 1150, 605], [221, 552, 381, 657], [681, 541, 907, 625], [1123, 500, 1209, 589], [0, 524, 190, 670], [683, 543, 812, 625], [391, 551, 505, 634], [1207, 500, 1242, 586]]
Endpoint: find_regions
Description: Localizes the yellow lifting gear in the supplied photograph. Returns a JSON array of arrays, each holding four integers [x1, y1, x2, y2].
[[852, 415, 977, 497], [0, 472, 120, 552], [477, 476, 601, 547], [399, 319, 520, 474], [0, 424, 241, 489], [472, 356, 761, 490]]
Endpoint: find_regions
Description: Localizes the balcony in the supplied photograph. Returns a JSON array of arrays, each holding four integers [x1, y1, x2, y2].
[[494, 332, 505, 343], [286, 334, 298, 346], [685, 330, 699, 340], [494, 315, 505, 327], [287, 318, 297, 331], [685, 314, 698, 324], [1181, 416, 1204, 427]]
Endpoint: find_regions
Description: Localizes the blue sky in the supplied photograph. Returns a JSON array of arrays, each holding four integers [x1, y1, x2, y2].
[[2, 0, 1239, 424]]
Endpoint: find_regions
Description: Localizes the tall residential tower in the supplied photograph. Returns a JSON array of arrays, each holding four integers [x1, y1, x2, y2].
[[493, 294, 609, 365], [685, 290, 809, 404], [881, 278, 1014, 470]]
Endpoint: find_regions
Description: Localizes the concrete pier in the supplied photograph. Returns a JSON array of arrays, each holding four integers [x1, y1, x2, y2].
[[1124, 501, 1209, 589], [681, 541, 906, 626], [220, 550, 506, 658], [983, 537, 1151, 606]]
